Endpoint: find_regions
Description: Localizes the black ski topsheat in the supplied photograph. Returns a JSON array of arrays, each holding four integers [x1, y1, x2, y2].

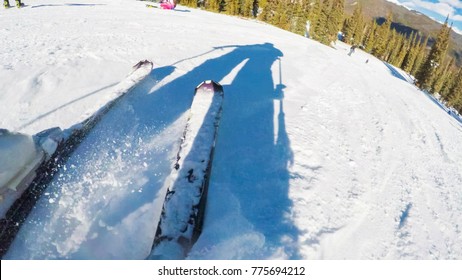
[[149, 80, 224, 259]]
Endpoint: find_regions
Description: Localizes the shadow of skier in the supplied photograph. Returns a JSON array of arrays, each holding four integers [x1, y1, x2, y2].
[[186, 43, 299, 259]]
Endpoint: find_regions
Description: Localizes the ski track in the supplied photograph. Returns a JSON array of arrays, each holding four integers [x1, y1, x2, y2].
[[285, 51, 462, 259]]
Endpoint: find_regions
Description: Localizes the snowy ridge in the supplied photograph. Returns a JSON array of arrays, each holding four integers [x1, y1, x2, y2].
[[150, 81, 224, 259]]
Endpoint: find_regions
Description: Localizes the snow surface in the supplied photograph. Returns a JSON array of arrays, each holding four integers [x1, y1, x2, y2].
[[1, 0, 462, 259]]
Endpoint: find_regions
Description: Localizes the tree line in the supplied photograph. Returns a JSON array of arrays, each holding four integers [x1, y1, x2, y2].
[[175, 0, 462, 114]]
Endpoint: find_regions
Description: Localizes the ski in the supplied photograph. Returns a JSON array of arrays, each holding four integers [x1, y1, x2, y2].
[[148, 80, 224, 259], [0, 60, 153, 258]]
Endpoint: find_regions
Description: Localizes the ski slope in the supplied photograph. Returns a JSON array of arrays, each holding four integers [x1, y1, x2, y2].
[[1, 0, 462, 259]]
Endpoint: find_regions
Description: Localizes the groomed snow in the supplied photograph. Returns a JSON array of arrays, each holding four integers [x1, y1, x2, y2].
[[1, 0, 461, 259]]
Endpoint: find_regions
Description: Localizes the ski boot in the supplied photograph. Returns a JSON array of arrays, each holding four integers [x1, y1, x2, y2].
[[15, 0, 21, 8], [4, 0, 10, 9]]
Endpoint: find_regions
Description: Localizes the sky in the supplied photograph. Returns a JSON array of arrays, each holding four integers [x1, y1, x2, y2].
[[386, 0, 462, 34]]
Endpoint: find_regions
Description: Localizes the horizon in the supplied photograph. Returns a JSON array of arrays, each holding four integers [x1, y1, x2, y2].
[[385, 0, 462, 34]]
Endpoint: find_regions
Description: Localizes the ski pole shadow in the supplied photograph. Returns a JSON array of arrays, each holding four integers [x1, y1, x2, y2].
[[16, 82, 119, 131]]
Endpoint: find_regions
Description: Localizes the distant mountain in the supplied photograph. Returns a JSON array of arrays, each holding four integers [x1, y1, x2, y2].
[[344, 0, 462, 65]]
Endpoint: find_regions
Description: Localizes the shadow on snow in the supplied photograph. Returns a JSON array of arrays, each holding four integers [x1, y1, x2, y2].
[[7, 43, 299, 259]]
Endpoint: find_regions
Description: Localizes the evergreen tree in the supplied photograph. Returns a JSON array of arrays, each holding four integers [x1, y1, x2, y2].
[[293, 0, 311, 35], [182, 0, 198, 7], [446, 68, 462, 104], [273, 0, 290, 30], [440, 67, 457, 99], [342, 17, 355, 43], [402, 33, 419, 72], [225, 0, 241, 15], [431, 58, 454, 94], [451, 92, 462, 113], [258, 0, 274, 22], [411, 36, 428, 76], [352, 11, 365, 45], [258, 0, 268, 19], [373, 14, 392, 59], [444, 67, 462, 113], [205, 0, 222, 11], [308, 0, 323, 38], [312, 0, 331, 44], [364, 21, 377, 52], [393, 34, 410, 67], [416, 17, 451, 90], [326, 0, 344, 43], [240, 0, 255, 16], [342, 4, 362, 44], [384, 29, 398, 62]]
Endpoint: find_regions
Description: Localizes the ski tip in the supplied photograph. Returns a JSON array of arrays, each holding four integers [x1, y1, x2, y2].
[[195, 80, 223, 95], [132, 60, 154, 70]]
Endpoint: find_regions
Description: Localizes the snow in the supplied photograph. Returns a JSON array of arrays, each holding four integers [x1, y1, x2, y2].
[[1, 0, 462, 259]]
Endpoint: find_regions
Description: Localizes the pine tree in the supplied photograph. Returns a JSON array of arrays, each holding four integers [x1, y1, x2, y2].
[[440, 67, 457, 99], [444, 67, 462, 113], [393, 34, 410, 67], [183, 0, 198, 7], [205, 0, 222, 11], [258, 0, 268, 18], [312, 0, 331, 44], [273, 1, 290, 30], [352, 12, 365, 45], [342, 17, 355, 43], [402, 33, 419, 72], [225, 0, 240, 15], [293, 0, 311, 35], [326, 0, 344, 43], [385, 29, 398, 62], [373, 14, 392, 59], [342, 4, 361, 44], [411, 36, 428, 76], [364, 21, 377, 52], [308, 0, 323, 38], [240, 0, 255, 16], [431, 58, 454, 94], [446, 68, 462, 104], [416, 17, 451, 90], [451, 91, 462, 113], [258, 0, 274, 22]]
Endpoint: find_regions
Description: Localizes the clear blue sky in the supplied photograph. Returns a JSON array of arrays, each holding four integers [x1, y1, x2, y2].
[[387, 0, 462, 34]]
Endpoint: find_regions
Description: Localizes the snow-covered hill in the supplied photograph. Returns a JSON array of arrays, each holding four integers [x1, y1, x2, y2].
[[1, 0, 461, 259]]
